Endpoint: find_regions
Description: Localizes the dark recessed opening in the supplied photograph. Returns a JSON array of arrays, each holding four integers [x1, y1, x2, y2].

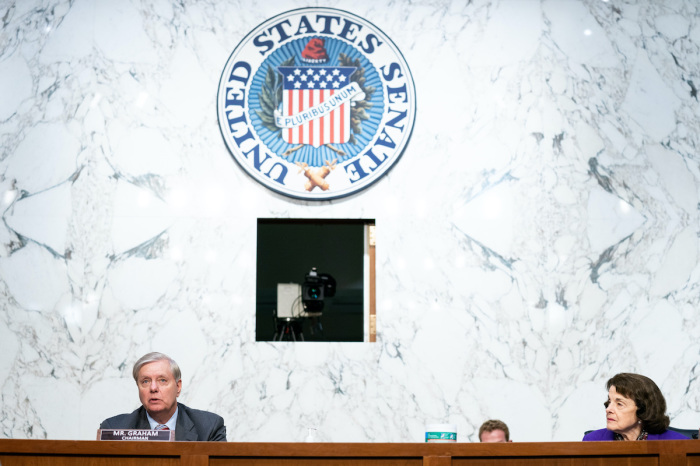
[[256, 218, 374, 342]]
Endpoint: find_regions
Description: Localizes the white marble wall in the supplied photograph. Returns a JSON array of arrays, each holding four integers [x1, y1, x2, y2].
[[1, 0, 699, 442]]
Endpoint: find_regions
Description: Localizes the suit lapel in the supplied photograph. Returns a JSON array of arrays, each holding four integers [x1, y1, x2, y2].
[[136, 407, 151, 429], [175, 404, 197, 441]]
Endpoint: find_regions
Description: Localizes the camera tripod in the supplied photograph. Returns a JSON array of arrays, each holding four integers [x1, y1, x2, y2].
[[273, 317, 304, 341]]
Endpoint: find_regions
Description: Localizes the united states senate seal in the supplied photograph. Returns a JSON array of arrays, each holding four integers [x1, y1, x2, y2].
[[217, 8, 416, 200]]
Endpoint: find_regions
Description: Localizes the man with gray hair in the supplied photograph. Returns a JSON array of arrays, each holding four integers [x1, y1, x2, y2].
[[100, 352, 226, 441]]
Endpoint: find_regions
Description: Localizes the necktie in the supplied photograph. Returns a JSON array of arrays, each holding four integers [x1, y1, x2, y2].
[[155, 424, 169, 430]]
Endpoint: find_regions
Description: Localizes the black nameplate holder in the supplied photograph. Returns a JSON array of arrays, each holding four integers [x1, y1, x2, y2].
[[97, 429, 175, 441]]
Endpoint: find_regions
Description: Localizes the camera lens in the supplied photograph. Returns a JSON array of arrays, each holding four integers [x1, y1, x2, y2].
[[308, 287, 321, 299]]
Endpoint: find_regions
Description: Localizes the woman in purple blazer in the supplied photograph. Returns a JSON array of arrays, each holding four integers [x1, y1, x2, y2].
[[583, 373, 689, 441]]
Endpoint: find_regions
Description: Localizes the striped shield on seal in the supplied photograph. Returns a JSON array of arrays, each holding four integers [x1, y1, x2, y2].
[[276, 66, 358, 148]]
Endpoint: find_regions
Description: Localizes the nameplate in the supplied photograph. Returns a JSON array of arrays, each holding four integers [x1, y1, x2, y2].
[[97, 429, 175, 441]]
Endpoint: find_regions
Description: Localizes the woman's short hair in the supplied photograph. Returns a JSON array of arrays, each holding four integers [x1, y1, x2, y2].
[[479, 419, 510, 441], [132, 352, 181, 382], [607, 373, 670, 434]]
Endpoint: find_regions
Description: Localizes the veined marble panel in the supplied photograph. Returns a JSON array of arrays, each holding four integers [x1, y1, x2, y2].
[[1, 0, 699, 442]]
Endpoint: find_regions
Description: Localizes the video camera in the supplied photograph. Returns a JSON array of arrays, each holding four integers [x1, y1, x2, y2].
[[301, 267, 336, 312]]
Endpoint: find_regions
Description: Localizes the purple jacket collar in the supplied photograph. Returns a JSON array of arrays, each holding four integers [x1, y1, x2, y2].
[[583, 428, 690, 441]]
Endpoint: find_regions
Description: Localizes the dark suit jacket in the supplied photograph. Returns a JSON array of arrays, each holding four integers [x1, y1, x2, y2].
[[100, 402, 227, 441]]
